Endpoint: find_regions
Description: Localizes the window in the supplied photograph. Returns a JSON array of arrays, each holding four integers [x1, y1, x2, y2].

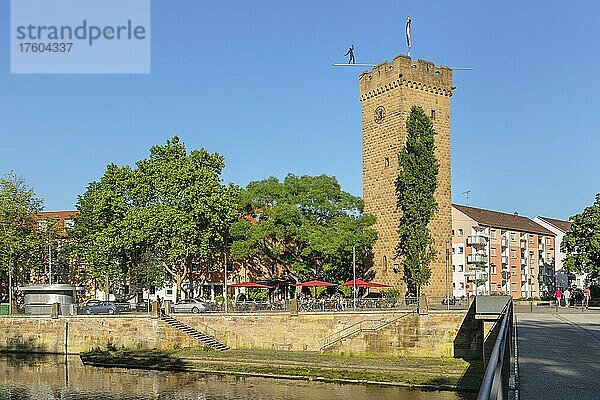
[[459, 246, 464, 254], [64, 219, 74, 229], [546, 252, 551, 260], [458, 229, 464, 237], [510, 232, 516, 241], [452, 265, 456, 272], [459, 265, 464, 272], [511, 283, 517, 292], [452, 229, 455, 237], [546, 237, 551, 246], [491, 265, 497, 274], [431, 109, 436, 120], [460, 282, 465, 290], [529, 234, 534, 244], [453, 283, 456, 289], [384, 157, 390, 168], [491, 248, 497, 256], [452, 247, 456, 255], [37, 219, 47, 232], [491, 230, 497, 239], [383, 255, 388, 270], [511, 249, 516, 258], [166, 289, 173, 295], [529, 251, 535, 260]]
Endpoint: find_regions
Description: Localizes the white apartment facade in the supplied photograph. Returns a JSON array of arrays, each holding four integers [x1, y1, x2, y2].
[[533, 216, 587, 289], [453, 205, 556, 299]]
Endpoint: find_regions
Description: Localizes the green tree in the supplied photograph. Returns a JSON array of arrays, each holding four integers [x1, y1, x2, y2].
[[73, 137, 240, 301], [396, 106, 439, 295], [0, 172, 43, 299], [130, 137, 240, 301], [562, 194, 600, 276], [229, 174, 377, 282], [71, 164, 136, 298]]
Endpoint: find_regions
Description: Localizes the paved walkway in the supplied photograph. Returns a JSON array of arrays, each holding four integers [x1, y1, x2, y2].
[[517, 310, 600, 400]]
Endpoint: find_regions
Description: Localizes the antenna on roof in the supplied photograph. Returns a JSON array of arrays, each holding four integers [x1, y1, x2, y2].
[[462, 190, 471, 205]]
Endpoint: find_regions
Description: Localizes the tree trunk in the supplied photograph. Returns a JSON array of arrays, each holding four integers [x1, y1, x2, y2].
[[176, 275, 182, 302], [104, 275, 110, 301]]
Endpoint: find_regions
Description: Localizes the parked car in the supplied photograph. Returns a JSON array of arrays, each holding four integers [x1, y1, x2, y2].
[[171, 299, 207, 314], [135, 299, 150, 312], [81, 301, 127, 315]]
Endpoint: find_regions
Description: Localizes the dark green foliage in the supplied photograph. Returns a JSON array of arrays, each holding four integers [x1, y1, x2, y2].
[[229, 174, 377, 282], [396, 106, 439, 292], [562, 194, 600, 276], [0, 172, 44, 292], [72, 137, 240, 300]]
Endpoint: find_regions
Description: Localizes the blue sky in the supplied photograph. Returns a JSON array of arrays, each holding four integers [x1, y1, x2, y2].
[[0, 1, 598, 220]]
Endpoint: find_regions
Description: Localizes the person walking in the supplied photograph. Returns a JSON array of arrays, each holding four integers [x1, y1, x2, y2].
[[584, 286, 591, 309], [564, 288, 571, 308], [555, 288, 563, 307]]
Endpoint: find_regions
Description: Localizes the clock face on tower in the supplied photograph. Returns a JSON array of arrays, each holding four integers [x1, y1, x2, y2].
[[374, 106, 385, 124]]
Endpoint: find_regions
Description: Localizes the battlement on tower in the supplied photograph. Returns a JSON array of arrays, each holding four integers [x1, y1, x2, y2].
[[359, 54, 453, 101]]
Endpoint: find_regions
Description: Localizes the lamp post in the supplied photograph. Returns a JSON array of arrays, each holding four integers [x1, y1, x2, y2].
[[223, 251, 228, 313], [7, 260, 12, 316], [445, 241, 450, 310], [352, 246, 356, 309]]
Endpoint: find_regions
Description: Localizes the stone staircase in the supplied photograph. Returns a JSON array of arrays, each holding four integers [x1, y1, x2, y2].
[[320, 311, 415, 352], [160, 313, 229, 351]]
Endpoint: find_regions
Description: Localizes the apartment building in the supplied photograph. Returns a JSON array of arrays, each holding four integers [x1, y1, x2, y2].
[[533, 216, 587, 289], [452, 204, 556, 299]]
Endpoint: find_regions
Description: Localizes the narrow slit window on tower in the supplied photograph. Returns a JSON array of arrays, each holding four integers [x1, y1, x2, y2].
[[384, 157, 390, 168], [431, 110, 436, 120], [383, 255, 388, 270]]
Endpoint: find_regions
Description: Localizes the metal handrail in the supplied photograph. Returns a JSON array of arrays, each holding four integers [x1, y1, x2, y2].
[[477, 299, 514, 400], [319, 311, 414, 350]]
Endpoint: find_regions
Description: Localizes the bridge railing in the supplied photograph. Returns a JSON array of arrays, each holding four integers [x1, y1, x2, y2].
[[477, 298, 514, 400]]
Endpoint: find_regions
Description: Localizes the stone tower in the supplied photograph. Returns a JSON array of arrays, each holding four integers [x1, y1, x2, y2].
[[359, 54, 453, 298]]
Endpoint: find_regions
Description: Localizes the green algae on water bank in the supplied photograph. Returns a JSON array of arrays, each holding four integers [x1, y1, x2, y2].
[[81, 349, 482, 392]]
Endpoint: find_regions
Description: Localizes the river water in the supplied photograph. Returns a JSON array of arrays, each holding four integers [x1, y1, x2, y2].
[[0, 354, 475, 399]]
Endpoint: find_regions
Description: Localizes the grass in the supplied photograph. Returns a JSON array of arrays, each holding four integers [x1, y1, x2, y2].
[[81, 348, 482, 391]]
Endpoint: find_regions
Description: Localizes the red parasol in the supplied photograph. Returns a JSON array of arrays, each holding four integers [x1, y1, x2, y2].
[[228, 281, 274, 289], [366, 281, 391, 288], [294, 280, 337, 287], [341, 279, 390, 288]]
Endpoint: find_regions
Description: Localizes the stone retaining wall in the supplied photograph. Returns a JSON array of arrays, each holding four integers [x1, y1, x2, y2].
[[0, 310, 480, 358]]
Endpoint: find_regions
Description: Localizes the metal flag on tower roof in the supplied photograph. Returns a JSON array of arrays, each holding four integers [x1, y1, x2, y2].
[[406, 16, 412, 57]]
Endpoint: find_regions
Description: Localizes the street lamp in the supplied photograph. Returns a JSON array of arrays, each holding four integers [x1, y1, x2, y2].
[[352, 246, 356, 309], [223, 239, 232, 313]]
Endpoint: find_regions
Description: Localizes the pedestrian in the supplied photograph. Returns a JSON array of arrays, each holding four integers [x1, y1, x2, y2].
[[564, 288, 571, 308], [156, 295, 162, 312], [584, 286, 591, 309], [554, 288, 563, 307]]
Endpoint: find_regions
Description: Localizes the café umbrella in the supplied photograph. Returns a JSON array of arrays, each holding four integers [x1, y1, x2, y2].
[[295, 280, 336, 298], [228, 282, 273, 289]]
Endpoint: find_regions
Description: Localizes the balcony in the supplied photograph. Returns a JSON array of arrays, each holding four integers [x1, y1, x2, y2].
[[501, 256, 509, 265], [467, 254, 488, 264], [467, 235, 488, 247], [521, 258, 527, 266]]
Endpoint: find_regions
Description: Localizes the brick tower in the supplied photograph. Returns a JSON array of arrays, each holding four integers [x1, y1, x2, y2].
[[359, 54, 453, 298]]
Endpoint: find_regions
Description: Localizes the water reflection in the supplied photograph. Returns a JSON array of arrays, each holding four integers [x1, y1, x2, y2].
[[0, 354, 475, 400]]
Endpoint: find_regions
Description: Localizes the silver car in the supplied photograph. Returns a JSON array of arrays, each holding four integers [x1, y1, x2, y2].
[[171, 299, 207, 314]]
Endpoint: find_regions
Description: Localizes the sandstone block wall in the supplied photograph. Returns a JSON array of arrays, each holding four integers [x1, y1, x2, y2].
[[0, 311, 478, 359], [360, 54, 453, 297]]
